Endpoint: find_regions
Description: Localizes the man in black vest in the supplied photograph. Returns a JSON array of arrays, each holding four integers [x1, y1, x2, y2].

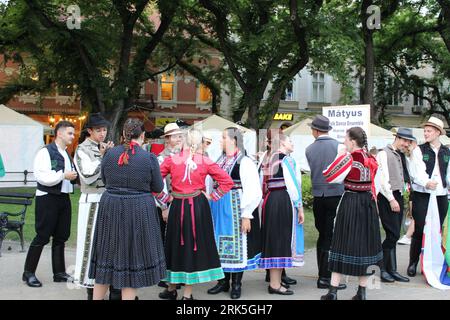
[[305, 115, 346, 290], [406, 116, 450, 277], [22, 121, 78, 287], [376, 128, 414, 283]]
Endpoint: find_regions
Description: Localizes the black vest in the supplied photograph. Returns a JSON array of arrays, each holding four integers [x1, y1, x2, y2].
[[418, 142, 450, 188], [36, 143, 73, 195], [399, 152, 411, 184]]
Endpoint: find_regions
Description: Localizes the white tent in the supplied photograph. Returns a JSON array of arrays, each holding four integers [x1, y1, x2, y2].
[[0, 104, 45, 187], [284, 118, 395, 172], [191, 114, 257, 162]]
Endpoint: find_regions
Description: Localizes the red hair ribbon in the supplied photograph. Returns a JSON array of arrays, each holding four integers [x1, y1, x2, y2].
[[118, 141, 139, 166]]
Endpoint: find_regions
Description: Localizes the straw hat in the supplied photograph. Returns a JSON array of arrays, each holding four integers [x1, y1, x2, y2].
[[162, 123, 184, 137], [422, 116, 446, 135]]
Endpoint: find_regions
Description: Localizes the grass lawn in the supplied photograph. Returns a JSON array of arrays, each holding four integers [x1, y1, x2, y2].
[[0, 187, 80, 247], [0, 187, 320, 250]]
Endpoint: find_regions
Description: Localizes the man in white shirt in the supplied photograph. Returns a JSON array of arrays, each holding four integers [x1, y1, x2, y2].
[[376, 128, 415, 283], [405, 116, 450, 277], [22, 121, 78, 288]]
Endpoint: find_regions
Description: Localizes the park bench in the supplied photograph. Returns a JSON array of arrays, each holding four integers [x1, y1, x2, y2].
[[0, 191, 35, 257]]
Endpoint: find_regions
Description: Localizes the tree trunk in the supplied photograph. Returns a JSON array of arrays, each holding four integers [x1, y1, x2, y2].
[[361, 0, 377, 123]]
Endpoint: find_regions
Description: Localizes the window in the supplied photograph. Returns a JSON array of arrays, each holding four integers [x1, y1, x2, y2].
[[160, 73, 175, 101], [58, 86, 73, 96], [198, 84, 212, 103], [387, 79, 402, 106], [414, 88, 424, 106], [312, 72, 325, 102], [282, 80, 294, 101]]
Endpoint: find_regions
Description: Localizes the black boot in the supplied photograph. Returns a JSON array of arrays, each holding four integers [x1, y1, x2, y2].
[[52, 244, 73, 282], [380, 249, 395, 282], [388, 248, 409, 282], [351, 286, 366, 300], [87, 288, 94, 300], [230, 272, 243, 299], [407, 239, 421, 277], [265, 269, 270, 282], [281, 269, 297, 285], [208, 273, 230, 294], [320, 286, 338, 300], [109, 286, 122, 300], [22, 245, 44, 288], [159, 288, 178, 300], [317, 250, 347, 290]]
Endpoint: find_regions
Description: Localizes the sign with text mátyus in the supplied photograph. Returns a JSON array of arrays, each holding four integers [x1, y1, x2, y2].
[[322, 105, 371, 142]]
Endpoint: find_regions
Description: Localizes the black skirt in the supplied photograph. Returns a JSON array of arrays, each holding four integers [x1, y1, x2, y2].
[[164, 193, 224, 285], [259, 189, 294, 269], [89, 191, 166, 289], [328, 191, 383, 276]]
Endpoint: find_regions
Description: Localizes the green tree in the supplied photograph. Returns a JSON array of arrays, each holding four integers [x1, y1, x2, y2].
[[183, 0, 324, 129]]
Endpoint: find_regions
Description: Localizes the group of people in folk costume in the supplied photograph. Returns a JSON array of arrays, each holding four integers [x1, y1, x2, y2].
[[21, 111, 450, 300]]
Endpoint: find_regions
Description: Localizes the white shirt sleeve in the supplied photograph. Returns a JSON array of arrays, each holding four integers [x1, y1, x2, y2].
[[33, 148, 64, 186], [75, 149, 101, 185], [239, 157, 263, 219], [407, 146, 431, 188], [376, 150, 394, 201], [282, 156, 302, 207]]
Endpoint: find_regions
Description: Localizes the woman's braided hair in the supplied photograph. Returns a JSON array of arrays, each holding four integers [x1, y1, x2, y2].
[[121, 118, 144, 165], [347, 126, 368, 151]]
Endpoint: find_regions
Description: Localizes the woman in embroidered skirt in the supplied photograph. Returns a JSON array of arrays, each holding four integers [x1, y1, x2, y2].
[[259, 132, 305, 295], [157, 129, 234, 300], [321, 127, 382, 300], [207, 127, 262, 299], [89, 119, 166, 300]]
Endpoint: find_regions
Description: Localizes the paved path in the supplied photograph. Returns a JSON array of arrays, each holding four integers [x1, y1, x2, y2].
[[1, 241, 449, 300]]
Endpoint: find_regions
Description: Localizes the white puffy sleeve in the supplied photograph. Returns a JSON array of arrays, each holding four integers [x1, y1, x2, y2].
[[33, 148, 64, 186], [74, 149, 101, 185], [239, 157, 263, 219]]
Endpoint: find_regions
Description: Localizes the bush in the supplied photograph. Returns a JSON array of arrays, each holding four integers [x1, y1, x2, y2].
[[301, 174, 314, 209]]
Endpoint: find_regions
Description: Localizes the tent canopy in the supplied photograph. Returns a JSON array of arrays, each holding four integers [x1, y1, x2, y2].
[[192, 114, 254, 133], [190, 114, 257, 162], [283, 118, 396, 171], [0, 104, 44, 187]]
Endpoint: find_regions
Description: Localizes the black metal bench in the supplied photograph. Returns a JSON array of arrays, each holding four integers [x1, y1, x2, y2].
[[0, 191, 35, 256]]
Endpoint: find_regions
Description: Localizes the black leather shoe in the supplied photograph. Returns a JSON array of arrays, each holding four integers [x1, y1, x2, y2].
[[390, 271, 410, 282], [407, 239, 421, 277], [53, 272, 73, 283], [351, 286, 366, 300], [268, 285, 294, 295], [407, 262, 418, 277], [381, 249, 395, 282], [380, 270, 395, 283], [317, 278, 347, 290], [230, 272, 243, 299], [320, 286, 338, 300], [181, 295, 194, 300], [281, 269, 297, 285], [87, 288, 93, 300], [208, 280, 230, 294], [387, 248, 409, 282], [159, 288, 177, 300], [22, 272, 42, 288]]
